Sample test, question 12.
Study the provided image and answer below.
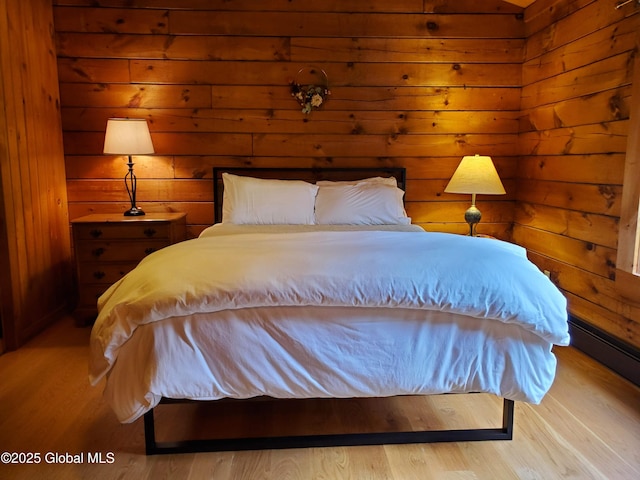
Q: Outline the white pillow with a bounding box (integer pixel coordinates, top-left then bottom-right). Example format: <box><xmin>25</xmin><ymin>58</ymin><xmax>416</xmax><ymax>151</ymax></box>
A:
<box><xmin>315</xmin><ymin>176</ymin><xmax>398</xmax><ymax>187</ymax></box>
<box><xmin>222</xmin><ymin>173</ymin><xmax>318</xmax><ymax>224</ymax></box>
<box><xmin>315</xmin><ymin>182</ymin><xmax>410</xmax><ymax>225</ymax></box>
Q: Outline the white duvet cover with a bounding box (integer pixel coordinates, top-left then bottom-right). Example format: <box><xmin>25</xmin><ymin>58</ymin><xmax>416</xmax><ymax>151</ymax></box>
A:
<box><xmin>90</xmin><ymin>226</ymin><xmax>569</xmax><ymax>423</ymax></box>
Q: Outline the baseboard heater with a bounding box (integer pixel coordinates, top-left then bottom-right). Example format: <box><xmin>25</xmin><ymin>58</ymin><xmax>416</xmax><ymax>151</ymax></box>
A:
<box><xmin>568</xmin><ymin>315</ymin><xmax>640</xmax><ymax>386</ymax></box>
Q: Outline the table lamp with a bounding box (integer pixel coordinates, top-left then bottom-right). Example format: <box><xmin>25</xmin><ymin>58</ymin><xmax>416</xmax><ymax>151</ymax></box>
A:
<box><xmin>103</xmin><ymin>118</ymin><xmax>154</xmax><ymax>216</ymax></box>
<box><xmin>444</xmin><ymin>154</ymin><xmax>506</xmax><ymax>236</ymax></box>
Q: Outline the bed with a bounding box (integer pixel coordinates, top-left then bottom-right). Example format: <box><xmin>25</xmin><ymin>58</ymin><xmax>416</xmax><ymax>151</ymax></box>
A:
<box><xmin>89</xmin><ymin>167</ymin><xmax>570</xmax><ymax>455</ymax></box>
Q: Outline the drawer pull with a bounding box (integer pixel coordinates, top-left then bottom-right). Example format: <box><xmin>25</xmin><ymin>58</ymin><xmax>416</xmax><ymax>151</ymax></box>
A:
<box><xmin>93</xmin><ymin>271</ymin><xmax>106</xmax><ymax>280</ymax></box>
<box><xmin>90</xmin><ymin>229</ymin><xmax>103</xmax><ymax>238</ymax></box>
<box><xmin>91</xmin><ymin>247</ymin><xmax>105</xmax><ymax>257</ymax></box>
<box><xmin>143</xmin><ymin>228</ymin><xmax>157</xmax><ymax>237</ymax></box>
<box><xmin>144</xmin><ymin>247</ymin><xmax>156</xmax><ymax>255</ymax></box>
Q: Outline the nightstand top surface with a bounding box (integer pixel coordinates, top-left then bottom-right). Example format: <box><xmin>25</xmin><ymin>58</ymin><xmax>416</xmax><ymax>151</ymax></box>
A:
<box><xmin>71</xmin><ymin>212</ymin><xmax>186</xmax><ymax>224</ymax></box>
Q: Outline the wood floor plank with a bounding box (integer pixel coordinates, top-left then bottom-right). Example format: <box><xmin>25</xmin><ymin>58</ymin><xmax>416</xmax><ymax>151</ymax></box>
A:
<box><xmin>0</xmin><ymin>316</ymin><xmax>638</xmax><ymax>479</ymax></box>
<box><xmin>550</xmin><ymin>346</ymin><xmax>640</xmax><ymax>467</ymax></box>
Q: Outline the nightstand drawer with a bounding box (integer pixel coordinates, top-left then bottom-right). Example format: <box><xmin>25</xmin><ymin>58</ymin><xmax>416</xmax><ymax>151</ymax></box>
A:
<box><xmin>75</xmin><ymin>240</ymin><xmax>171</xmax><ymax>262</ymax></box>
<box><xmin>77</xmin><ymin>284</ymin><xmax>111</xmax><ymax>307</ymax></box>
<box><xmin>77</xmin><ymin>262</ymin><xmax>137</xmax><ymax>285</ymax></box>
<box><xmin>74</xmin><ymin>223</ymin><xmax>172</xmax><ymax>241</ymax></box>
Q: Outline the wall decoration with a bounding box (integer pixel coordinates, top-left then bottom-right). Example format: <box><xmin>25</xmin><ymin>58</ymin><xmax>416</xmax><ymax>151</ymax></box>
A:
<box><xmin>290</xmin><ymin>67</ymin><xmax>330</xmax><ymax>114</ymax></box>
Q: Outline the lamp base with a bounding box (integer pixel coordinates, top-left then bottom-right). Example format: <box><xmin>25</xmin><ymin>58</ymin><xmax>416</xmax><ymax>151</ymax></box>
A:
<box><xmin>464</xmin><ymin>205</ymin><xmax>481</xmax><ymax>237</ymax></box>
<box><xmin>124</xmin><ymin>207</ymin><xmax>145</xmax><ymax>216</ymax></box>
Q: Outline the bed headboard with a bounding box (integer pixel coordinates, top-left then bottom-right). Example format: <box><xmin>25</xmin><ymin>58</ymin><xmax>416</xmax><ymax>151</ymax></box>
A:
<box><xmin>212</xmin><ymin>167</ymin><xmax>407</xmax><ymax>224</ymax></box>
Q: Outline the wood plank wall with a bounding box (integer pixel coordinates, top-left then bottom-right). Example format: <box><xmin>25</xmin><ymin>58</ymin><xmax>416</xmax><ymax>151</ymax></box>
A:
<box><xmin>517</xmin><ymin>0</ymin><xmax>640</xmax><ymax>347</ymax></box>
<box><xmin>51</xmin><ymin>0</ymin><xmax>640</xmax><ymax>348</ymax></box>
<box><xmin>0</xmin><ymin>0</ymin><xmax>72</xmax><ymax>350</ymax></box>
<box><xmin>53</xmin><ymin>0</ymin><xmax>524</xmax><ymax>239</ymax></box>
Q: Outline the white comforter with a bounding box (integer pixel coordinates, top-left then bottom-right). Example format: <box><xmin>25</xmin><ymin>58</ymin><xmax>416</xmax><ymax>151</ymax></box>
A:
<box><xmin>90</xmin><ymin>228</ymin><xmax>569</xmax><ymax>422</ymax></box>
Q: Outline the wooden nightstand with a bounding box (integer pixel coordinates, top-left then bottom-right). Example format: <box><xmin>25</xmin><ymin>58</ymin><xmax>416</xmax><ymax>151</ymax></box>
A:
<box><xmin>71</xmin><ymin>212</ymin><xmax>187</xmax><ymax>324</ymax></box>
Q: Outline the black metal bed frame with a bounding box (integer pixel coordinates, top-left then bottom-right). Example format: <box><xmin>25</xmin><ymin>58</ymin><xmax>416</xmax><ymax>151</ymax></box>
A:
<box><xmin>143</xmin><ymin>397</ymin><xmax>514</xmax><ymax>455</ymax></box>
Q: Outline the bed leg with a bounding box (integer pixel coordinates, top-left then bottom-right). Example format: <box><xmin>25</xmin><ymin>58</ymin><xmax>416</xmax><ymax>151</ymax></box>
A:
<box><xmin>143</xmin><ymin>409</ymin><xmax>157</xmax><ymax>455</ymax></box>
<box><xmin>502</xmin><ymin>398</ymin><xmax>514</xmax><ymax>439</ymax></box>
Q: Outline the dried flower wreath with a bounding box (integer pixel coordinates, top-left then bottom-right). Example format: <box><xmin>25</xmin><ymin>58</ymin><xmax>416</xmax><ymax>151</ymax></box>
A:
<box><xmin>290</xmin><ymin>68</ymin><xmax>330</xmax><ymax>114</ymax></box>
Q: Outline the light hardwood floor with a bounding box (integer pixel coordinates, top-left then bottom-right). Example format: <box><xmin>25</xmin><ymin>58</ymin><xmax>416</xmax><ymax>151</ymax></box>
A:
<box><xmin>0</xmin><ymin>316</ymin><xmax>638</xmax><ymax>479</ymax></box>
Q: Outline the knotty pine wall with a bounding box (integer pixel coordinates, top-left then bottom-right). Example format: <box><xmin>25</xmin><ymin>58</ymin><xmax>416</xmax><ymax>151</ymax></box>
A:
<box><xmin>51</xmin><ymin>0</ymin><xmax>640</xmax><ymax>348</ymax></box>
<box><xmin>517</xmin><ymin>0</ymin><xmax>639</xmax><ymax>348</ymax></box>
<box><xmin>53</xmin><ymin>0</ymin><xmax>523</xmax><ymax>239</ymax></box>
<box><xmin>0</xmin><ymin>0</ymin><xmax>72</xmax><ymax>350</ymax></box>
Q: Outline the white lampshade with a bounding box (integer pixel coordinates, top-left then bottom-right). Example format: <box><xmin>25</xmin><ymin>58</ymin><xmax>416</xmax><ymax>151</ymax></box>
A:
<box><xmin>103</xmin><ymin>118</ymin><xmax>154</xmax><ymax>155</ymax></box>
<box><xmin>444</xmin><ymin>154</ymin><xmax>506</xmax><ymax>195</ymax></box>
